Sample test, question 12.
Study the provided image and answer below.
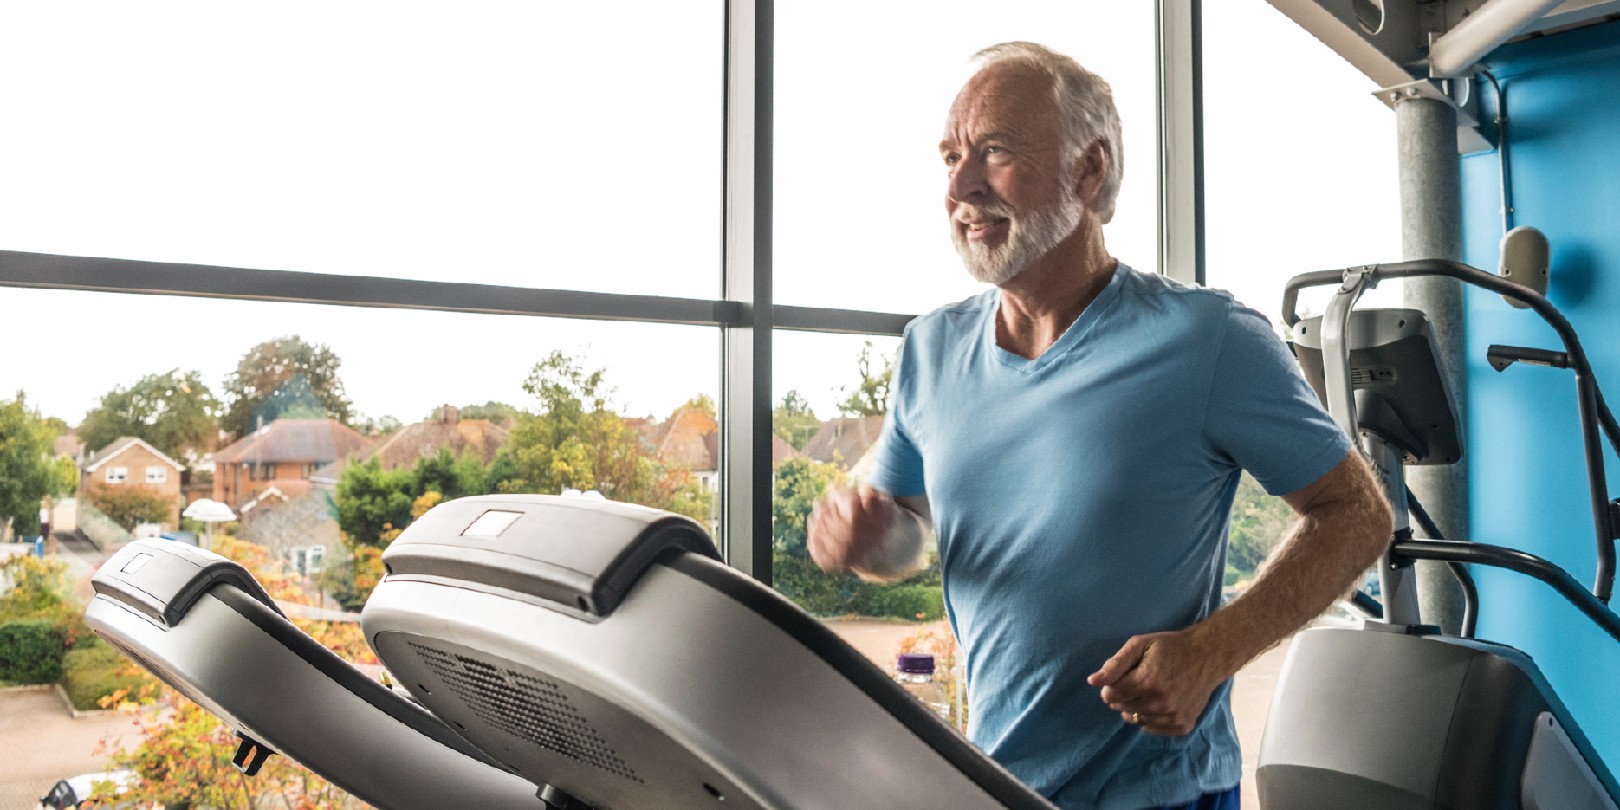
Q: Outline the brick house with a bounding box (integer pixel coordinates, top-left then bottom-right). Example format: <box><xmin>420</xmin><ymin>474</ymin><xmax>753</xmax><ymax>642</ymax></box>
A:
<box><xmin>79</xmin><ymin>437</ymin><xmax>186</xmax><ymax>527</ymax></box>
<box><xmin>213</xmin><ymin>418</ymin><xmax>372</xmax><ymax>510</ymax></box>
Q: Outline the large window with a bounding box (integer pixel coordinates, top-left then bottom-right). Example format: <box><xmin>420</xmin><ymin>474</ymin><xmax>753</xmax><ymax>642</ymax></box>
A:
<box><xmin>773</xmin><ymin>2</ymin><xmax>1161</xmax><ymax>315</ymax></box>
<box><xmin>0</xmin><ymin>2</ymin><xmax>1192</xmax><ymax>803</ymax></box>
<box><xmin>0</xmin><ymin>2</ymin><xmax>722</xmax><ymax>297</ymax></box>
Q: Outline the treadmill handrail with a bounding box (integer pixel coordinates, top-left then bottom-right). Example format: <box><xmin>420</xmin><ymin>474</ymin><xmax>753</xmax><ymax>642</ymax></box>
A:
<box><xmin>1282</xmin><ymin>259</ymin><xmax>1619</xmax><ymax>603</ymax></box>
<box><xmin>1393</xmin><ymin>538</ymin><xmax>1620</xmax><ymax>645</ymax></box>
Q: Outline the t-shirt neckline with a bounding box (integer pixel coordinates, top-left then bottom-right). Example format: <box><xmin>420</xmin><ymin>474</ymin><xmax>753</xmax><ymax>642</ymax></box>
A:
<box><xmin>985</xmin><ymin>261</ymin><xmax>1130</xmax><ymax>372</ymax></box>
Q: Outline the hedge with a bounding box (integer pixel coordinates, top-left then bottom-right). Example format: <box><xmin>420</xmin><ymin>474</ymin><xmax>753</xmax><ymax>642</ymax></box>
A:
<box><xmin>62</xmin><ymin>640</ymin><xmax>152</xmax><ymax>711</ymax></box>
<box><xmin>850</xmin><ymin>584</ymin><xmax>945</xmax><ymax>622</ymax></box>
<box><xmin>0</xmin><ymin>619</ymin><xmax>65</xmax><ymax>684</ymax></box>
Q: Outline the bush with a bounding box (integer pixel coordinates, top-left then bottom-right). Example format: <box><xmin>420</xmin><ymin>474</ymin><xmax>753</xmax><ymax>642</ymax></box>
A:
<box><xmin>851</xmin><ymin>584</ymin><xmax>945</xmax><ymax>622</ymax></box>
<box><xmin>0</xmin><ymin>620</ymin><xmax>65</xmax><ymax>683</ymax></box>
<box><xmin>62</xmin><ymin>640</ymin><xmax>154</xmax><ymax>711</ymax></box>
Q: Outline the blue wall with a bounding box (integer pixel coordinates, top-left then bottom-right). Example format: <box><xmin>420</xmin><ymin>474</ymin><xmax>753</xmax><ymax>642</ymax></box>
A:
<box><xmin>1460</xmin><ymin>19</ymin><xmax>1620</xmax><ymax>769</ymax></box>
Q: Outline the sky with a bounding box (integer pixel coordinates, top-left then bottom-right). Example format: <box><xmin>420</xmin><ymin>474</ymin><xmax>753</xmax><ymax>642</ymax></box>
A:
<box><xmin>0</xmin><ymin>1</ymin><xmax>1402</xmax><ymax>429</ymax></box>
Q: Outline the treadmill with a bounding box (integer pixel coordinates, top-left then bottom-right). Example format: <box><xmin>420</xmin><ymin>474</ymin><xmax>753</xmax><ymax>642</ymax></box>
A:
<box><xmin>87</xmin><ymin>495</ymin><xmax>1055</xmax><ymax>809</ymax></box>
<box><xmin>1258</xmin><ymin>260</ymin><xmax>1620</xmax><ymax>809</ymax></box>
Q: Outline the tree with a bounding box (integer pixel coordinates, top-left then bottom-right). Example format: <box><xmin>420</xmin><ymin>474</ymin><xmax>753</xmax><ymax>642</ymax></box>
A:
<box><xmin>0</xmin><ymin>393</ymin><xmax>76</xmax><ymax>537</ymax></box>
<box><xmin>103</xmin><ymin>536</ymin><xmax>371</xmax><ymax>809</ymax></box>
<box><xmin>84</xmin><ymin>486</ymin><xmax>172</xmax><ymax>531</ymax></box>
<box><xmin>333</xmin><ymin>458</ymin><xmax>415</xmax><ymax>549</ymax></box>
<box><xmin>222</xmin><ymin>336</ymin><xmax>353</xmax><ymax>439</ymax></box>
<box><xmin>837</xmin><ymin>341</ymin><xmax>894</xmax><ymax>417</ymax></box>
<box><xmin>772</xmin><ymin>390</ymin><xmax>822</xmax><ymax>451</ymax></box>
<box><xmin>78</xmin><ymin>370</ymin><xmax>219</xmax><ymax>460</ymax></box>
<box><xmin>501</xmin><ymin>352</ymin><xmax>709</xmax><ymax>522</ymax></box>
<box><xmin>457</xmin><ymin>401</ymin><xmax>519</xmax><ymax>425</ymax></box>
<box><xmin>1226</xmin><ymin>473</ymin><xmax>1296</xmax><ymax>577</ymax></box>
<box><xmin>674</xmin><ymin>394</ymin><xmax>716</xmax><ymax>420</ymax></box>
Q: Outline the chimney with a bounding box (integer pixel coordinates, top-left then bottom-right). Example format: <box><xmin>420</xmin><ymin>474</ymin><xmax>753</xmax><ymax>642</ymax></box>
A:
<box><xmin>439</xmin><ymin>405</ymin><xmax>459</xmax><ymax>425</ymax></box>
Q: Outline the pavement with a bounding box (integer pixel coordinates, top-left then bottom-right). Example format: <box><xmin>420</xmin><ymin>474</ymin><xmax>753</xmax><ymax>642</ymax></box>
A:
<box><xmin>0</xmin><ymin>688</ymin><xmax>142</xmax><ymax>810</ymax></box>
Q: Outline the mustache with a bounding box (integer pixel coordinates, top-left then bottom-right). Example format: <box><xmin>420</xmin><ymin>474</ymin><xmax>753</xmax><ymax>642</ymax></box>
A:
<box><xmin>952</xmin><ymin>202</ymin><xmax>1016</xmax><ymax>224</ymax></box>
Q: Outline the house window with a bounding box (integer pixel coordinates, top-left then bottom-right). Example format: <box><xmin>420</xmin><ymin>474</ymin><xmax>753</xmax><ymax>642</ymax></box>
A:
<box><xmin>146</xmin><ymin>466</ymin><xmax>167</xmax><ymax>484</ymax></box>
<box><xmin>105</xmin><ymin>466</ymin><xmax>127</xmax><ymax>484</ymax></box>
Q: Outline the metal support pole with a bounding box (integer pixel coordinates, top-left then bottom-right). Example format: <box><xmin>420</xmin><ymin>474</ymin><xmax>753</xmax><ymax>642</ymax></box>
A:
<box><xmin>1396</xmin><ymin>94</ymin><xmax>1468</xmax><ymax>634</ymax></box>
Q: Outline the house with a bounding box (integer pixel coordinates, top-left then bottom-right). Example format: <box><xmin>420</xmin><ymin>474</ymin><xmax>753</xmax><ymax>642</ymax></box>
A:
<box><xmin>651</xmin><ymin>406</ymin><xmax>798</xmax><ymax>494</ymax></box>
<box><xmin>212</xmin><ymin>418</ymin><xmax>372</xmax><ymax>509</ymax></box>
<box><xmin>361</xmin><ymin>405</ymin><xmax>510</xmax><ymax>470</ymax></box>
<box><xmin>802</xmin><ymin>415</ymin><xmax>886</xmax><ymax>472</ymax></box>
<box><xmin>79</xmin><ymin>437</ymin><xmax>187</xmax><ymax>527</ymax></box>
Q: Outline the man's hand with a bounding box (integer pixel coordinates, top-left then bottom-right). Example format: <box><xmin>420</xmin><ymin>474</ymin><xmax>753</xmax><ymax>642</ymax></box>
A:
<box><xmin>808</xmin><ymin>484</ymin><xmax>896</xmax><ymax>574</ymax></box>
<box><xmin>1086</xmin><ymin>629</ymin><xmax>1230</xmax><ymax>736</ymax></box>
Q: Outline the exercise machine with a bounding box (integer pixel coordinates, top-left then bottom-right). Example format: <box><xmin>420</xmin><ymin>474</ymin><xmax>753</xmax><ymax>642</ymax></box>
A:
<box><xmin>86</xmin><ymin>495</ymin><xmax>1055</xmax><ymax>809</ymax></box>
<box><xmin>1257</xmin><ymin>258</ymin><xmax>1620</xmax><ymax>809</ymax></box>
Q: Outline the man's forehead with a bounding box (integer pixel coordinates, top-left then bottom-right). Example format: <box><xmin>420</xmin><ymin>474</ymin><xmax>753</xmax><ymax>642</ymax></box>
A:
<box><xmin>943</xmin><ymin>63</ymin><xmax>1057</xmax><ymax>144</ymax></box>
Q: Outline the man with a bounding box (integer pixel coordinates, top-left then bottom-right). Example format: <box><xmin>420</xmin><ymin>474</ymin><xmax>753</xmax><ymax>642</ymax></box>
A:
<box><xmin>808</xmin><ymin>42</ymin><xmax>1392</xmax><ymax>810</ymax></box>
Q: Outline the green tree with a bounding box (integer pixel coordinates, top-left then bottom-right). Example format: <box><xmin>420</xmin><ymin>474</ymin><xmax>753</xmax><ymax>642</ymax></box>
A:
<box><xmin>501</xmin><ymin>352</ymin><xmax>709</xmax><ymax>522</ymax></box>
<box><xmin>84</xmin><ymin>486</ymin><xmax>172</xmax><ymax>531</ymax></box>
<box><xmin>1226</xmin><ymin>472</ymin><xmax>1296</xmax><ymax>577</ymax></box>
<box><xmin>772</xmin><ymin>390</ymin><xmax>821</xmax><ymax>451</ymax></box>
<box><xmin>0</xmin><ymin>393</ymin><xmax>76</xmax><ymax>536</ymax></box>
<box><xmin>458</xmin><ymin>401</ymin><xmax>519</xmax><ymax>424</ymax></box>
<box><xmin>837</xmin><ymin>341</ymin><xmax>894</xmax><ymax>417</ymax></box>
<box><xmin>333</xmin><ymin>458</ymin><xmax>415</xmax><ymax>548</ymax></box>
<box><xmin>221</xmin><ymin>336</ymin><xmax>353</xmax><ymax>439</ymax></box>
<box><xmin>78</xmin><ymin>369</ymin><xmax>219</xmax><ymax>460</ymax></box>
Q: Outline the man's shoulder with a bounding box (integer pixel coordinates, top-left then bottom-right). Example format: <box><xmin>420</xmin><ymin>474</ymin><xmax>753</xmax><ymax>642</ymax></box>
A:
<box><xmin>1117</xmin><ymin>263</ymin><xmax>1242</xmax><ymax>317</ymax></box>
<box><xmin>904</xmin><ymin>289</ymin><xmax>995</xmax><ymax>342</ymax></box>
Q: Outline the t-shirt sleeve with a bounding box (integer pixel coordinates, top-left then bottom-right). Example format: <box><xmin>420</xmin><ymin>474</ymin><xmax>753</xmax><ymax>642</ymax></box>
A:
<box><xmin>1203</xmin><ymin>304</ymin><xmax>1353</xmax><ymax>497</ymax></box>
<box><xmin>862</xmin><ymin>336</ymin><xmax>927</xmax><ymax>498</ymax></box>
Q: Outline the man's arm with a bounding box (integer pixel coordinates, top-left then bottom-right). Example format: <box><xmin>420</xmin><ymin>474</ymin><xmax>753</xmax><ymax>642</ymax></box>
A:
<box><xmin>808</xmin><ymin>485</ymin><xmax>934</xmax><ymax>581</ymax></box>
<box><xmin>1087</xmin><ymin>450</ymin><xmax>1392</xmax><ymax>735</ymax></box>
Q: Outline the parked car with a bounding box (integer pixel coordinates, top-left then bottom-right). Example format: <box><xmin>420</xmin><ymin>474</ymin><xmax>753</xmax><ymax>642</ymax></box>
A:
<box><xmin>36</xmin><ymin>770</ymin><xmax>137</xmax><ymax>809</ymax></box>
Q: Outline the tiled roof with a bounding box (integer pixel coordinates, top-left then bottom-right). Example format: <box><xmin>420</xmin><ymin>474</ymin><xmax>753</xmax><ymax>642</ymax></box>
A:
<box><xmin>82</xmin><ymin>436</ymin><xmax>186</xmax><ymax>472</ymax></box>
<box><xmin>360</xmin><ymin>410</ymin><xmax>512</xmax><ymax>471</ymax></box>
<box><xmin>214</xmin><ymin>419</ymin><xmax>372</xmax><ymax>466</ymax></box>
<box><xmin>802</xmin><ymin>415</ymin><xmax>886</xmax><ymax>469</ymax></box>
<box><xmin>655</xmin><ymin>407</ymin><xmax>719</xmax><ymax>472</ymax></box>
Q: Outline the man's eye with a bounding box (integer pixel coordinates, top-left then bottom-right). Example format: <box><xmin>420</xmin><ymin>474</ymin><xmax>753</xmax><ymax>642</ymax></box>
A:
<box><xmin>943</xmin><ymin>153</ymin><xmax>961</xmax><ymax>166</ymax></box>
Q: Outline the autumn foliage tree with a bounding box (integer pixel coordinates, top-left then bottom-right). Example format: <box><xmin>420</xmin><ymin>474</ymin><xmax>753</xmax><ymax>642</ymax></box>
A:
<box><xmin>103</xmin><ymin>535</ymin><xmax>374</xmax><ymax>809</ymax></box>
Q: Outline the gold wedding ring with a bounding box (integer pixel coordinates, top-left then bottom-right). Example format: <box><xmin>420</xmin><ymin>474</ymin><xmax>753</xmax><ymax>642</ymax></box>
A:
<box><xmin>1130</xmin><ymin>711</ymin><xmax>1141</xmax><ymax>725</ymax></box>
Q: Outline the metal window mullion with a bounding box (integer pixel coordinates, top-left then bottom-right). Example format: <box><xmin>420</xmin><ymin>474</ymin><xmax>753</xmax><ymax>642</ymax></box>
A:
<box><xmin>720</xmin><ymin>0</ymin><xmax>774</xmax><ymax>584</ymax></box>
<box><xmin>1156</xmin><ymin>0</ymin><xmax>1204</xmax><ymax>286</ymax></box>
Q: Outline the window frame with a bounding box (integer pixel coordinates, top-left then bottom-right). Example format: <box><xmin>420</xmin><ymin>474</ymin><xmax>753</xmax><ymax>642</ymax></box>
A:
<box><xmin>146</xmin><ymin>466</ymin><xmax>168</xmax><ymax>484</ymax></box>
<box><xmin>105</xmin><ymin>466</ymin><xmax>128</xmax><ymax>484</ymax></box>
<box><xmin>0</xmin><ymin>0</ymin><xmax>1201</xmax><ymax>585</ymax></box>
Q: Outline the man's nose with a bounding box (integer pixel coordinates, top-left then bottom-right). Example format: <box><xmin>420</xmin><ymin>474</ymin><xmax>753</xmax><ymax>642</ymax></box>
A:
<box><xmin>947</xmin><ymin>155</ymin><xmax>989</xmax><ymax>203</ymax></box>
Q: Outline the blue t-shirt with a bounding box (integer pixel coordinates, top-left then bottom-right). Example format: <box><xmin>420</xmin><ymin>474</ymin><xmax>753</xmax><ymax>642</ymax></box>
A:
<box><xmin>866</xmin><ymin>263</ymin><xmax>1351</xmax><ymax>810</ymax></box>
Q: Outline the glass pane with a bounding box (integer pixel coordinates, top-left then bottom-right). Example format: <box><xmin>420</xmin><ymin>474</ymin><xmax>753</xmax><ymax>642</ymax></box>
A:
<box><xmin>7</xmin><ymin>285</ymin><xmax>719</xmax><ymax>807</ymax></box>
<box><xmin>769</xmin><ymin>332</ymin><xmax>962</xmax><ymax>726</ymax></box>
<box><xmin>0</xmin><ymin>2</ymin><xmax>722</xmax><ymax>297</ymax></box>
<box><xmin>1202</xmin><ymin>0</ymin><xmax>1403</xmax><ymax>321</ymax></box>
<box><xmin>1201</xmin><ymin>5</ymin><xmax>1403</xmax><ymax>804</ymax></box>
<box><xmin>774</xmin><ymin>3</ymin><xmax>1160</xmax><ymax>314</ymax></box>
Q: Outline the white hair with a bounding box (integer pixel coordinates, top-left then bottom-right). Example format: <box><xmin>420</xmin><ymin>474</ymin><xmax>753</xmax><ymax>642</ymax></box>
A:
<box><xmin>970</xmin><ymin>42</ymin><xmax>1124</xmax><ymax>224</ymax></box>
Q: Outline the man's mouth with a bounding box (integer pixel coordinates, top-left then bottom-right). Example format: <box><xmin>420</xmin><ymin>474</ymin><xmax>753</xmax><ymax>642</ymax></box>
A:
<box><xmin>961</xmin><ymin>218</ymin><xmax>1010</xmax><ymax>242</ymax></box>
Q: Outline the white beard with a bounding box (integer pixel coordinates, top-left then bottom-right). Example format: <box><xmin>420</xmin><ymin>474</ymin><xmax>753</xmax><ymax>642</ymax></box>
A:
<box><xmin>952</xmin><ymin>187</ymin><xmax>1082</xmax><ymax>285</ymax></box>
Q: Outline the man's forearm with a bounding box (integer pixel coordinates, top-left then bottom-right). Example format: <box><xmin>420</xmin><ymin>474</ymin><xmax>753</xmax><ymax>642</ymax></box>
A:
<box><xmin>1192</xmin><ymin>454</ymin><xmax>1393</xmax><ymax>676</ymax></box>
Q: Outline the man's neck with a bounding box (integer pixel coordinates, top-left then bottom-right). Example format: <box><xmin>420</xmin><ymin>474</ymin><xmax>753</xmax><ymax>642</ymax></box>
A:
<box><xmin>995</xmin><ymin>226</ymin><xmax>1116</xmax><ymax>360</ymax></box>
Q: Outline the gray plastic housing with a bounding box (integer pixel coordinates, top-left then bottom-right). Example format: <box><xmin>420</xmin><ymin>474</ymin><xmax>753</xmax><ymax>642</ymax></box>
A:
<box><xmin>85</xmin><ymin>539</ymin><xmax>541</xmax><ymax>809</ymax></box>
<box><xmin>364</xmin><ymin>495</ymin><xmax>1055</xmax><ymax>810</ymax></box>
<box><xmin>1258</xmin><ymin>626</ymin><xmax>1620</xmax><ymax>809</ymax></box>
<box><xmin>378</xmin><ymin>494</ymin><xmax>719</xmax><ymax>617</ymax></box>
<box><xmin>1292</xmin><ymin>308</ymin><xmax>1462</xmax><ymax>465</ymax></box>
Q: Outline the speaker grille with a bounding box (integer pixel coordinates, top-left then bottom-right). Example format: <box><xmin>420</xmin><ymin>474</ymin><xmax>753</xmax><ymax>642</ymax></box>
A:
<box><xmin>408</xmin><ymin>641</ymin><xmax>642</xmax><ymax>783</ymax></box>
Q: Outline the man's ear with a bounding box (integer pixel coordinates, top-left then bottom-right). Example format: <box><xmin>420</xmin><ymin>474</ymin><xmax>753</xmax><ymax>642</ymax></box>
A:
<box><xmin>1073</xmin><ymin>139</ymin><xmax>1109</xmax><ymax>207</ymax></box>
